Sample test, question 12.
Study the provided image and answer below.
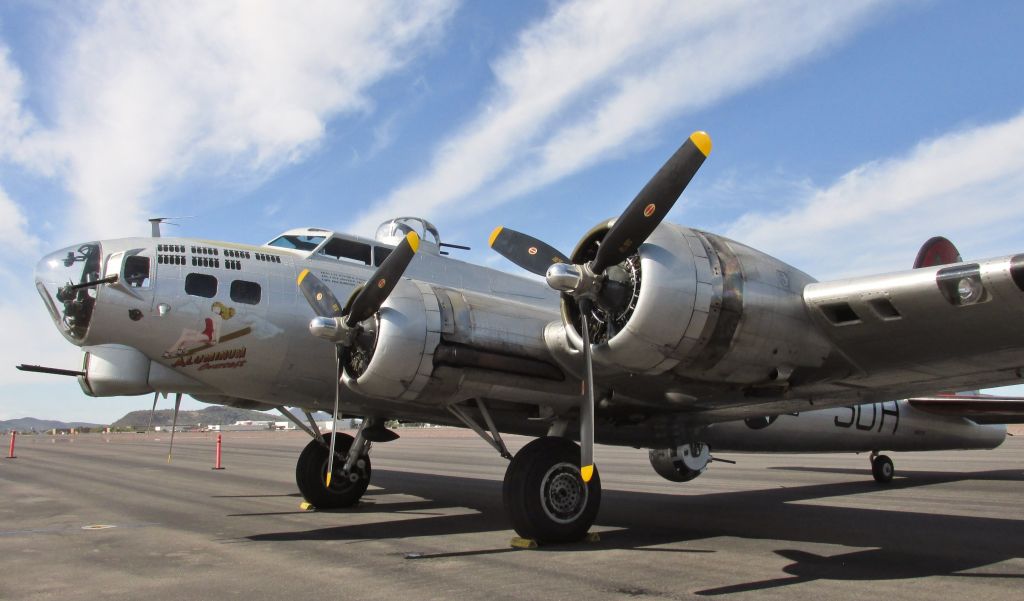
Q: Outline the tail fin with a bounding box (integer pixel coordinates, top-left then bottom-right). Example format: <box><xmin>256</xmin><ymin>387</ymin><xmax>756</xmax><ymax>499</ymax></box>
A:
<box><xmin>913</xmin><ymin>236</ymin><xmax>961</xmax><ymax>268</ymax></box>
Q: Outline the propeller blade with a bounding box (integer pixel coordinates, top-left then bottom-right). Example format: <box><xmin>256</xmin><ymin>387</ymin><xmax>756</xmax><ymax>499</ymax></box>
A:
<box><xmin>345</xmin><ymin>231</ymin><xmax>420</xmax><ymax>326</ymax></box>
<box><xmin>166</xmin><ymin>393</ymin><xmax>182</xmax><ymax>464</ymax></box>
<box><xmin>297</xmin><ymin>269</ymin><xmax>345</xmax><ymax>318</ymax></box>
<box><xmin>325</xmin><ymin>349</ymin><xmax>341</xmax><ymax>488</ymax></box>
<box><xmin>591</xmin><ymin>131</ymin><xmax>712</xmax><ymax>273</ymax></box>
<box><xmin>579</xmin><ymin>301</ymin><xmax>596</xmax><ymax>482</ymax></box>
<box><xmin>488</xmin><ymin>226</ymin><xmax>569</xmax><ymax>277</ymax></box>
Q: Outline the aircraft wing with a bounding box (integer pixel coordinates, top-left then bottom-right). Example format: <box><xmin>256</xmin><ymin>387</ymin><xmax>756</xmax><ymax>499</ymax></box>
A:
<box><xmin>801</xmin><ymin>255</ymin><xmax>1024</xmax><ymax>400</ymax></box>
<box><xmin>907</xmin><ymin>395</ymin><xmax>1024</xmax><ymax>425</ymax></box>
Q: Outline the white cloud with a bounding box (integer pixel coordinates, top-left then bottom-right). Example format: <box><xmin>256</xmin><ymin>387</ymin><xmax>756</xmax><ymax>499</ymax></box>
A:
<box><xmin>353</xmin><ymin>0</ymin><xmax>889</xmax><ymax>234</ymax></box>
<box><xmin>0</xmin><ymin>45</ymin><xmax>39</xmax><ymax>167</ymax></box>
<box><xmin>725</xmin><ymin>111</ymin><xmax>1024</xmax><ymax>279</ymax></box>
<box><xmin>9</xmin><ymin>0</ymin><xmax>457</xmax><ymax>240</ymax></box>
<box><xmin>0</xmin><ymin>186</ymin><xmax>38</xmax><ymax>255</ymax></box>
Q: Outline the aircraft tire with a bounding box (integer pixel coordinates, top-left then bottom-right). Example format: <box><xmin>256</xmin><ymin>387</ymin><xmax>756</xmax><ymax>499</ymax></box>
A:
<box><xmin>295</xmin><ymin>433</ymin><xmax>371</xmax><ymax>508</ymax></box>
<box><xmin>502</xmin><ymin>436</ymin><xmax>601</xmax><ymax>544</ymax></box>
<box><xmin>871</xmin><ymin>454</ymin><xmax>894</xmax><ymax>484</ymax></box>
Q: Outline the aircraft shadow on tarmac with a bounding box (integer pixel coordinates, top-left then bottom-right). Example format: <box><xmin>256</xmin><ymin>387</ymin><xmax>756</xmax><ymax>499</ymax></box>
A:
<box><xmin>244</xmin><ymin>468</ymin><xmax>1024</xmax><ymax>592</ymax></box>
<box><xmin>769</xmin><ymin>465</ymin><xmax>1024</xmax><ymax>481</ymax></box>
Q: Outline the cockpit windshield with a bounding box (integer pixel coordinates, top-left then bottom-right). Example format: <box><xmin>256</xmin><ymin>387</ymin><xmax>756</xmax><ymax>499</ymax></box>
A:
<box><xmin>34</xmin><ymin>242</ymin><xmax>103</xmax><ymax>340</ymax></box>
<box><xmin>267</xmin><ymin>235</ymin><xmax>326</xmax><ymax>251</ymax></box>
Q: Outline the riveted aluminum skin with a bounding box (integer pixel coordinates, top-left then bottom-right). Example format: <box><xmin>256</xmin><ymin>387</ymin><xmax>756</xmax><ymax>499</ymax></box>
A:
<box><xmin>670</xmin><ymin>232</ymin><xmax>833</xmax><ymax>384</ymax></box>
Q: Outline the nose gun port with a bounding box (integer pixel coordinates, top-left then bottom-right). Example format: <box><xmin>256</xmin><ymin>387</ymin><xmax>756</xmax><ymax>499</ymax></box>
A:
<box><xmin>35</xmin><ymin>242</ymin><xmax>104</xmax><ymax>343</ymax></box>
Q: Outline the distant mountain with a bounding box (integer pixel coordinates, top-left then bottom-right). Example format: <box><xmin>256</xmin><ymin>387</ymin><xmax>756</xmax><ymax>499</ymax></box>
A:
<box><xmin>1</xmin><ymin>407</ymin><xmax>335</xmax><ymax>432</ymax></box>
<box><xmin>0</xmin><ymin>417</ymin><xmax>102</xmax><ymax>432</ymax></box>
<box><xmin>111</xmin><ymin>406</ymin><xmax>286</xmax><ymax>428</ymax></box>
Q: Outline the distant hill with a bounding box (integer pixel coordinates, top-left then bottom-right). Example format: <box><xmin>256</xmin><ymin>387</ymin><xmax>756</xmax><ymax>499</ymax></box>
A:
<box><xmin>1</xmin><ymin>406</ymin><xmax>334</xmax><ymax>432</ymax></box>
<box><xmin>0</xmin><ymin>417</ymin><xmax>102</xmax><ymax>432</ymax></box>
<box><xmin>112</xmin><ymin>406</ymin><xmax>287</xmax><ymax>428</ymax></box>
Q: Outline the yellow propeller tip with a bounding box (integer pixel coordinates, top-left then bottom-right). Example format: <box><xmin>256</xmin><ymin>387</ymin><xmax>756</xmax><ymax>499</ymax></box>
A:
<box><xmin>690</xmin><ymin>131</ymin><xmax>712</xmax><ymax>157</ymax></box>
<box><xmin>405</xmin><ymin>231</ymin><xmax>420</xmax><ymax>253</ymax></box>
<box><xmin>581</xmin><ymin>464</ymin><xmax>594</xmax><ymax>483</ymax></box>
<box><xmin>325</xmin><ymin>472</ymin><xmax>332</xmax><ymax>487</ymax></box>
<box><xmin>297</xmin><ymin>269</ymin><xmax>310</xmax><ymax>285</ymax></box>
<box><xmin>488</xmin><ymin>226</ymin><xmax>504</xmax><ymax>247</ymax></box>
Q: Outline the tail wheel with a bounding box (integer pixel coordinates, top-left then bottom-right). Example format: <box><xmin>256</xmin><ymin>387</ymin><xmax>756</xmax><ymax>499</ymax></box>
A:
<box><xmin>871</xmin><ymin>454</ymin><xmax>894</xmax><ymax>484</ymax></box>
<box><xmin>502</xmin><ymin>436</ymin><xmax>601</xmax><ymax>543</ymax></box>
<box><xmin>295</xmin><ymin>433</ymin><xmax>371</xmax><ymax>508</ymax></box>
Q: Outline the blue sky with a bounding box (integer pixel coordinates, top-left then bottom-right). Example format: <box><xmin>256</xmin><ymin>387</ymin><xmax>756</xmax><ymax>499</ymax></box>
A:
<box><xmin>1</xmin><ymin>0</ymin><xmax>1023</xmax><ymax>422</ymax></box>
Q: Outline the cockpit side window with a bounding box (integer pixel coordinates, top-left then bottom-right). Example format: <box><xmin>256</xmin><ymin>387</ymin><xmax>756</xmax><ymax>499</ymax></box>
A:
<box><xmin>319</xmin><ymin>238</ymin><xmax>371</xmax><ymax>266</ymax></box>
<box><xmin>374</xmin><ymin>246</ymin><xmax>393</xmax><ymax>266</ymax></box>
<box><xmin>124</xmin><ymin>255</ymin><xmax>150</xmax><ymax>288</ymax></box>
<box><xmin>268</xmin><ymin>235</ymin><xmax>326</xmax><ymax>251</ymax></box>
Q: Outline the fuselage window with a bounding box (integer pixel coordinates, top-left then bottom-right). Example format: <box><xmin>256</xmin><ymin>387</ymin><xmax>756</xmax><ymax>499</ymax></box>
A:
<box><xmin>124</xmin><ymin>255</ymin><xmax>151</xmax><ymax>288</ymax></box>
<box><xmin>230</xmin><ymin>280</ymin><xmax>262</xmax><ymax>305</ymax></box>
<box><xmin>185</xmin><ymin>273</ymin><xmax>217</xmax><ymax>298</ymax></box>
<box><xmin>319</xmin><ymin>237</ymin><xmax>371</xmax><ymax>265</ymax></box>
<box><xmin>374</xmin><ymin>246</ymin><xmax>393</xmax><ymax>266</ymax></box>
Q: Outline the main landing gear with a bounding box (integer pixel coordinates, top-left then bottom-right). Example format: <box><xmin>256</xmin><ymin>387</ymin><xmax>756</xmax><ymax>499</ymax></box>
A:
<box><xmin>277</xmin><ymin>407</ymin><xmax>382</xmax><ymax>509</ymax></box>
<box><xmin>448</xmin><ymin>401</ymin><xmax>602</xmax><ymax>544</ymax></box>
<box><xmin>870</xmin><ymin>451</ymin><xmax>894</xmax><ymax>484</ymax></box>
<box><xmin>503</xmin><ymin>436</ymin><xmax>602</xmax><ymax>543</ymax></box>
<box><xmin>295</xmin><ymin>432</ymin><xmax>371</xmax><ymax>508</ymax></box>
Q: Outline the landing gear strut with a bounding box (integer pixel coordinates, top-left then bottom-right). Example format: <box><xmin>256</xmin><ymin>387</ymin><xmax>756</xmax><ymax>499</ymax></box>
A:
<box><xmin>503</xmin><ymin>436</ymin><xmax>601</xmax><ymax>543</ymax></box>
<box><xmin>295</xmin><ymin>432</ymin><xmax>371</xmax><ymax>508</ymax></box>
<box><xmin>870</xmin><ymin>451</ymin><xmax>894</xmax><ymax>484</ymax></box>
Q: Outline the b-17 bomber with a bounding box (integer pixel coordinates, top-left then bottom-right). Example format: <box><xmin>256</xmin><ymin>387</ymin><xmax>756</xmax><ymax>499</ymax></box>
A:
<box><xmin>22</xmin><ymin>131</ymin><xmax>1024</xmax><ymax>543</ymax></box>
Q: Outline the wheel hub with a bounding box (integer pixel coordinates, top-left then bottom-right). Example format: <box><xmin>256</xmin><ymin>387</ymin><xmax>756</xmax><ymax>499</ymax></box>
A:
<box><xmin>540</xmin><ymin>463</ymin><xmax>588</xmax><ymax>524</ymax></box>
<box><xmin>320</xmin><ymin>456</ymin><xmax>367</xmax><ymax>493</ymax></box>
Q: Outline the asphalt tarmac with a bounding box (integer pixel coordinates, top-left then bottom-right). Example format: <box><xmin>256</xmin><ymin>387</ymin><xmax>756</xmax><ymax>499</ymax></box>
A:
<box><xmin>1</xmin><ymin>428</ymin><xmax>1022</xmax><ymax>600</ymax></box>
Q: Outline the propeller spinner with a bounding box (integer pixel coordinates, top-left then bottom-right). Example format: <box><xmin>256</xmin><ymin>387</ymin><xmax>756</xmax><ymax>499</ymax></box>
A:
<box><xmin>488</xmin><ymin>131</ymin><xmax>713</xmax><ymax>482</ymax></box>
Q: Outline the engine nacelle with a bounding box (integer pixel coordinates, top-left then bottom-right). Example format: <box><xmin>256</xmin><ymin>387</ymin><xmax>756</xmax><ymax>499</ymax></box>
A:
<box><xmin>341</xmin><ymin>279</ymin><xmax>436</xmax><ymax>401</ymax></box>
<box><xmin>342</xmin><ymin>280</ymin><xmax>568</xmax><ymax>401</ymax></box>
<box><xmin>648</xmin><ymin>442</ymin><xmax>711</xmax><ymax>482</ymax></box>
<box><xmin>562</xmin><ymin>223</ymin><xmax>833</xmax><ymax>385</ymax></box>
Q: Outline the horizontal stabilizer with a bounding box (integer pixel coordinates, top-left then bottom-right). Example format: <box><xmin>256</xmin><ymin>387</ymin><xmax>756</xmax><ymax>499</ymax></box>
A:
<box><xmin>909</xmin><ymin>395</ymin><xmax>1024</xmax><ymax>424</ymax></box>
